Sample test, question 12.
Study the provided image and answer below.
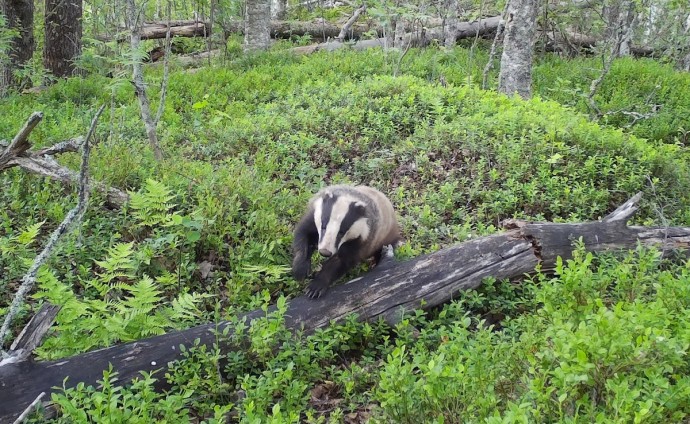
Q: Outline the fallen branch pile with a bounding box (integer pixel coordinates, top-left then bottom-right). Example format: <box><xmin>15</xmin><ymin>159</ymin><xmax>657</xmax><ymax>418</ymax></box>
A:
<box><xmin>0</xmin><ymin>112</ymin><xmax>129</xmax><ymax>209</ymax></box>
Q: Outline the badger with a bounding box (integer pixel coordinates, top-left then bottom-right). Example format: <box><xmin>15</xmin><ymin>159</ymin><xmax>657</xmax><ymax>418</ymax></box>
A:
<box><xmin>292</xmin><ymin>184</ymin><xmax>400</xmax><ymax>299</ymax></box>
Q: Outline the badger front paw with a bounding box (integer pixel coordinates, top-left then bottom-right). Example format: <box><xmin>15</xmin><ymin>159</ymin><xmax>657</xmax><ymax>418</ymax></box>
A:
<box><xmin>292</xmin><ymin>257</ymin><xmax>311</xmax><ymax>281</ymax></box>
<box><xmin>305</xmin><ymin>279</ymin><xmax>330</xmax><ymax>299</ymax></box>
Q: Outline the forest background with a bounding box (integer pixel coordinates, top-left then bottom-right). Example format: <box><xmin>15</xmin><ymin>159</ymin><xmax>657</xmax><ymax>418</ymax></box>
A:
<box><xmin>1</xmin><ymin>0</ymin><xmax>690</xmax><ymax>421</ymax></box>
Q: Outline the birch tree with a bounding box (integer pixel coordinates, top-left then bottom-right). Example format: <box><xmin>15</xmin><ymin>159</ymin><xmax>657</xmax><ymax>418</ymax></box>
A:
<box><xmin>498</xmin><ymin>0</ymin><xmax>538</xmax><ymax>99</ymax></box>
<box><xmin>244</xmin><ymin>0</ymin><xmax>271</xmax><ymax>51</ymax></box>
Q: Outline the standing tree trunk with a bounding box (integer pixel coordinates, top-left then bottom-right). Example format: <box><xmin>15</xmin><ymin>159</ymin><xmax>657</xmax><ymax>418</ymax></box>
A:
<box><xmin>683</xmin><ymin>13</ymin><xmax>690</xmax><ymax>71</ymax></box>
<box><xmin>0</xmin><ymin>0</ymin><xmax>34</xmax><ymax>96</ymax></box>
<box><xmin>498</xmin><ymin>0</ymin><xmax>538</xmax><ymax>99</ymax></box>
<box><xmin>443</xmin><ymin>0</ymin><xmax>460</xmax><ymax>47</ymax></box>
<box><xmin>244</xmin><ymin>0</ymin><xmax>271</xmax><ymax>51</ymax></box>
<box><xmin>43</xmin><ymin>0</ymin><xmax>82</xmax><ymax>78</ymax></box>
<box><xmin>603</xmin><ymin>0</ymin><xmax>636</xmax><ymax>57</ymax></box>
<box><xmin>617</xmin><ymin>0</ymin><xmax>636</xmax><ymax>56</ymax></box>
<box><xmin>271</xmin><ymin>0</ymin><xmax>286</xmax><ymax>20</ymax></box>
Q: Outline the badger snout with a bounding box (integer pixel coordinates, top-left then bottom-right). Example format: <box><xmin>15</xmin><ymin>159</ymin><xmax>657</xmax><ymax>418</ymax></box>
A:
<box><xmin>318</xmin><ymin>248</ymin><xmax>333</xmax><ymax>257</ymax></box>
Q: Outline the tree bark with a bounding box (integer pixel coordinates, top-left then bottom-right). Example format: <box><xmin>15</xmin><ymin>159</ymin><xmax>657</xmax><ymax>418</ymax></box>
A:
<box><xmin>244</xmin><ymin>0</ymin><xmax>271</xmax><ymax>51</ymax></box>
<box><xmin>290</xmin><ymin>16</ymin><xmax>502</xmax><ymax>54</ymax></box>
<box><xmin>139</xmin><ymin>20</ymin><xmax>209</xmax><ymax>40</ymax></box>
<box><xmin>0</xmin><ymin>0</ymin><xmax>34</xmax><ymax>95</ymax></box>
<box><xmin>498</xmin><ymin>0</ymin><xmax>538</xmax><ymax>99</ymax></box>
<box><xmin>336</xmin><ymin>5</ymin><xmax>366</xmax><ymax>42</ymax></box>
<box><xmin>1</xmin><ymin>193</ymin><xmax>690</xmax><ymax>422</ymax></box>
<box><xmin>43</xmin><ymin>0</ymin><xmax>82</xmax><ymax>78</ymax></box>
<box><xmin>443</xmin><ymin>0</ymin><xmax>460</xmax><ymax>47</ymax></box>
<box><xmin>271</xmin><ymin>0</ymin><xmax>287</xmax><ymax>20</ymax></box>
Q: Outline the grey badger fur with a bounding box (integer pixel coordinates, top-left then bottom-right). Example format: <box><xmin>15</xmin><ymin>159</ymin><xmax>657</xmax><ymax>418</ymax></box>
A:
<box><xmin>292</xmin><ymin>184</ymin><xmax>400</xmax><ymax>299</ymax></box>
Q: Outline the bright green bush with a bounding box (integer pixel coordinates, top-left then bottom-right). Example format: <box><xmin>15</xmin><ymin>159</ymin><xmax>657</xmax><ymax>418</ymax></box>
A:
<box><xmin>534</xmin><ymin>56</ymin><xmax>690</xmax><ymax>144</ymax></box>
<box><xmin>373</xmin><ymin>247</ymin><xmax>690</xmax><ymax>423</ymax></box>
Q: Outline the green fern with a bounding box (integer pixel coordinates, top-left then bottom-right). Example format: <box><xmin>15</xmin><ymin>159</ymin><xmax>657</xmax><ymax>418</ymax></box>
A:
<box><xmin>94</xmin><ymin>242</ymin><xmax>137</xmax><ymax>288</ymax></box>
<box><xmin>128</xmin><ymin>179</ymin><xmax>180</xmax><ymax>228</ymax></box>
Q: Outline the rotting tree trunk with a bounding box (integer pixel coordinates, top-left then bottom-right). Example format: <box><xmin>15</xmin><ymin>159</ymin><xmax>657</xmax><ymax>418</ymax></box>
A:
<box><xmin>140</xmin><ymin>20</ymin><xmax>209</xmax><ymax>40</ymax></box>
<box><xmin>244</xmin><ymin>0</ymin><xmax>271</xmax><ymax>51</ymax></box>
<box><xmin>498</xmin><ymin>0</ymin><xmax>538</xmax><ymax>99</ymax></box>
<box><xmin>43</xmin><ymin>0</ymin><xmax>82</xmax><ymax>78</ymax></box>
<box><xmin>290</xmin><ymin>16</ymin><xmax>502</xmax><ymax>54</ymax></box>
<box><xmin>2</xmin><ymin>193</ymin><xmax>690</xmax><ymax>422</ymax></box>
<box><xmin>0</xmin><ymin>0</ymin><xmax>34</xmax><ymax>95</ymax></box>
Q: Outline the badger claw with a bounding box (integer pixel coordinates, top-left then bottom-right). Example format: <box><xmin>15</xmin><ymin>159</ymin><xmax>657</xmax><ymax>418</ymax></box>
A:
<box><xmin>305</xmin><ymin>280</ymin><xmax>329</xmax><ymax>299</ymax></box>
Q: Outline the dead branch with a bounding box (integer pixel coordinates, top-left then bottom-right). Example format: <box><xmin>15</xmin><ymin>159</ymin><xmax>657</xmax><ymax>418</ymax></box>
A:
<box><xmin>2</xmin><ymin>193</ymin><xmax>689</xmax><ymax>422</ymax></box>
<box><xmin>336</xmin><ymin>5</ymin><xmax>366</xmax><ymax>42</ymax></box>
<box><xmin>0</xmin><ymin>112</ymin><xmax>43</xmax><ymax>169</ymax></box>
<box><xmin>587</xmin><ymin>32</ymin><xmax>624</xmax><ymax>117</ymax></box>
<box><xmin>544</xmin><ymin>30</ymin><xmax>655</xmax><ymax>57</ymax></box>
<box><xmin>482</xmin><ymin>12</ymin><xmax>507</xmax><ymax>89</ymax></box>
<box><xmin>3</xmin><ymin>304</ymin><xmax>61</xmax><ymax>365</ymax></box>
<box><xmin>0</xmin><ymin>105</ymin><xmax>105</xmax><ymax>352</ymax></box>
<box><xmin>11</xmin><ymin>392</ymin><xmax>44</xmax><ymax>424</ymax></box>
<box><xmin>0</xmin><ymin>117</ymin><xmax>128</xmax><ymax>209</ymax></box>
<box><xmin>154</xmin><ymin>7</ymin><xmax>172</xmax><ymax>126</ymax></box>
<box><xmin>33</xmin><ymin>137</ymin><xmax>83</xmax><ymax>156</ymax></box>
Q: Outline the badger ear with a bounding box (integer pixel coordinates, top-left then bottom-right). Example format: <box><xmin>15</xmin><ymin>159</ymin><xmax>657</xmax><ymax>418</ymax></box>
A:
<box><xmin>354</xmin><ymin>201</ymin><xmax>366</xmax><ymax>213</ymax></box>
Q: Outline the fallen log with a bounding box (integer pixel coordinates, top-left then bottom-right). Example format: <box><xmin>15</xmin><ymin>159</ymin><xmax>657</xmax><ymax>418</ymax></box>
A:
<box><xmin>0</xmin><ymin>112</ymin><xmax>129</xmax><ymax>209</ymax></box>
<box><xmin>140</xmin><ymin>20</ymin><xmax>210</xmax><ymax>40</ymax></box>
<box><xmin>1</xmin><ymin>193</ymin><xmax>689</xmax><ymax>422</ymax></box>
<box><xmin>101</xmin><ymin>19</ymin><xmax>381</xmax><ymax>43</ymax></box>
<box><xmin>97</xmin><ymin>20</ymin><xmax>212</xmax><ymax>42</ymax></box>
<box><xmin>543</xmin><ymin>30</ymin><xmax>656</xmax><ymax>57</ymax></box>
<box><xmin>291</xmin><ymin>16</ymin><xmax>501</xmax><ymax>54</ymax></box>
<box><xmin>226</xmin><ymin>16</ymin><xmax>497</xmax><ymax>44</ymax></box>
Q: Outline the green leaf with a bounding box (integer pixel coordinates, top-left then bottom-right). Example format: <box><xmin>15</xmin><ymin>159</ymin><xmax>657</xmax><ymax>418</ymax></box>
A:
<box><xmin>186</xmin><ymin>231</ymin><xmax>201</xmax><ymax>243</ymax></box>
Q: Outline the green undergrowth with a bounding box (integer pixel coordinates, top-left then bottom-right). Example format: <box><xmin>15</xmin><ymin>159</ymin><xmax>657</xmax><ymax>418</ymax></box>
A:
<box><xmin>33</xmin><ymin>247</ymin><xmax>690</xmax><ymax>422</ymax></box>
<box><xmin>533</xmin><ymin>55</ymin><xmax>690</xmax><ymax>145</ymax></box>
<box><xmin>1</xmin><ymin>47</ymin><xmax>689</xmax><ymax>422</ymax></box>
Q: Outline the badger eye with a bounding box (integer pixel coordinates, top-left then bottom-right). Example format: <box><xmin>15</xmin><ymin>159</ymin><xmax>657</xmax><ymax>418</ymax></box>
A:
<box><xmin>338</xmin><ymin>229</ymin><xmax>346</xmax><ymax>236</ymax></box>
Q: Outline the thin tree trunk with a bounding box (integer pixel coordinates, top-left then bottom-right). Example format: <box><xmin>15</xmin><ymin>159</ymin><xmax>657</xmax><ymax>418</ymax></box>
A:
<box><xmin>498</xmin><ymin>0</ymin><xmax>538</xmax><ymax>99</ymax></box>
<box><xmin>444</xmin><ymin>0</ymin><xmax>460</xmax><ymax>47</ymax></box>
<box><xmin>0</xmin><ymin>0</ymin><xmax>34</xmax><ymax>95</ymax></box>
<box><xmin>618</xmin><ymin>0</ymin><xmax>635</xmax><ymax>57</ymax></box>
<box><xmin>43</xmin><ymin>0</ymin><xmax>82</xmax><ymax>78</ymax></box>
<box><xmin>244</xmin><ymin>0</ymin><xmax>271</xmax><ymax>51</ymax></box>
<box><xmin>125</xmin><ymin>0</ymin><xmax>164</xmax><ymax>161</ymax></box>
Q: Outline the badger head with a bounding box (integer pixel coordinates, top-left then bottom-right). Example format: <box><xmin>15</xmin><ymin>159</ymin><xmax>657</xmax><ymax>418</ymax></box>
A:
<box><xmin>313</xmin><ymin>191</ymin><xmax>370</xmax><ymax>257</ymax></box>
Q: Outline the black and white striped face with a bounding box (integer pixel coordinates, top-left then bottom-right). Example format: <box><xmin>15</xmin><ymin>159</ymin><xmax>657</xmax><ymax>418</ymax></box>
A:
<box><xmin>313</xmin><ymin>191</ymin><xmax>370</xmax><ymax>257</ymax></box>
